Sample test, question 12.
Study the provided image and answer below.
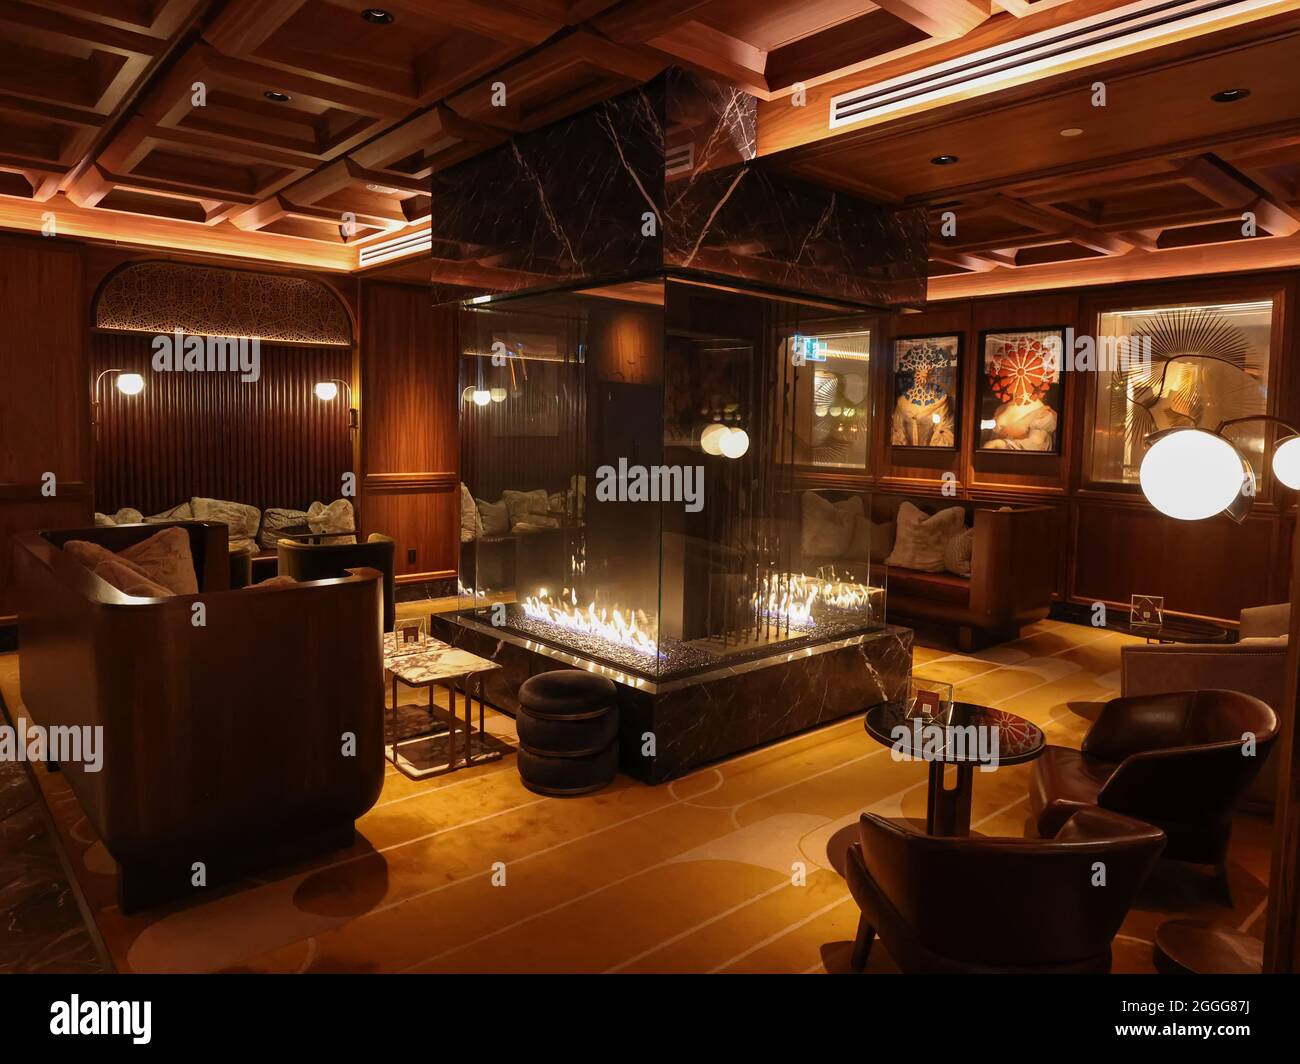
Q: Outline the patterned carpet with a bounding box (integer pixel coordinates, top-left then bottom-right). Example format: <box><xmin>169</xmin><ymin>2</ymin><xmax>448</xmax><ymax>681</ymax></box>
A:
<box><xmin>0</xmin><ymin>619</ymin><xmax>1273</xmax><ymax>973</ymax></box>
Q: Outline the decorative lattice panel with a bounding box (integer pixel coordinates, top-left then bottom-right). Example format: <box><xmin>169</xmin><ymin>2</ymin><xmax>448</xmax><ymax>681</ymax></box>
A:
<box><xmin>94</xmin><ymin>261</ymin><xmax>353</xmax><ymax>345</ymax></box>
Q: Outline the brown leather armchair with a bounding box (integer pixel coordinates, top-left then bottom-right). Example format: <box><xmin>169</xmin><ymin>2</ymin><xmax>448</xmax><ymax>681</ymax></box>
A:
<box><xmin>278</xmin><ymin>533</ymin><xmax>395</xmax><ymax>631</ymax></box>
<box><xmin>1120</xmin><ymin>604</ymin><xmax>1289</xmax><ymax>810</ymax></box>
<box><xmin>1030</xmin><ymin>689</ymin><xmax>1277</xmax><ymax>900</ymax></box>
<box><xmin>845</xmin><ymin>808</ymin><xmax>1165</xmax><ymax>973</ymax></box>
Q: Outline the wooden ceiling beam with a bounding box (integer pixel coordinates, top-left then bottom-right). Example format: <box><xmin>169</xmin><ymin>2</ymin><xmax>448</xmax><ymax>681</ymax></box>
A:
<box><xmin>872</xmin><ymin>0</ymin><xmax>994</xmax><ymax>40</ymax></box>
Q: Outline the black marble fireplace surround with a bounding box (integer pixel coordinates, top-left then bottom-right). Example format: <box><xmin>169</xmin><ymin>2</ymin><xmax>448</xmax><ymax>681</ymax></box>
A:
<box><xmin>427</xmin><ymin>67</ymin><xmax>929</xmax><ymax>308</ymax></box>
<box><xmin>432</xmin><ymin>614</ymin><xmax>913</xmax><ymax>784</ymax></box>
<box><xmin>436</xmin><ymin>66</ymin><xmax>926</xmax><ymax>783</ymax></box>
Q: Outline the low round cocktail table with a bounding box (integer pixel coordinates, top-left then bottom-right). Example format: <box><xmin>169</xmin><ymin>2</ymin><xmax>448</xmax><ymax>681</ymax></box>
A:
<box><xmin>864</xmin><ymin>701</ymin><xmax>1046</xmax><ymax>836</ymax></box>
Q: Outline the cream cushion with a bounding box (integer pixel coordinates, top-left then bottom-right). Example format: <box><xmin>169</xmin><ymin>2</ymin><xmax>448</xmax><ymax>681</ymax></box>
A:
<box><xmin>943</xmin><ymin>526</ymin><xmax>974</xmax><ymax>578</ymax></box>
<box><xmin>886</xmin><ymin>501</ymin><xmax>967</xmax><ymax>573</ymax></box>
<box><xmin>260</xmin><ymin>507</ymin><xmax>309</xmax><ymax>548</ymax></box>
<box><xmin>118</xmin><ymin>525</ymin><xmax>199</xmax><ymax>594</ymax></box>
<box><xmin>306</xmin><ymin>498</ymin><xmax>356</xmax><ymax>543</ymax></box>
<box><xmin>144</xmin><ymin>501</ymin><xmax>194</xmax><ymax>523</ymax></box>
<box><xmin>460</xmin><ymin>483</ymin><xmax>482</xmax><ymax>543</ymax></box>
<box><xmin>477</xmin><ymin>498</ymin><xmax>509</xmax><ymax>536</ymax></box>
<box><xmin>801</xmin><ymin>492</ymin><xmax>862</xmax><ymax>558</ymax></box>
<box><xmin>192</xmin><ymin>496</ymin><xmax>260</xmax><ymax>542</ymax></box>
<box><xmin>846</xmin><ymin>514</ymin><xmax>892</xmax><ymax>564</ymax></box>
<box><xmin>63</xmin><ymin>538</ymin><xmax>176</xmax><ymax>598</ymax></box>
<box><xmin>502</xmin><ymin>488</ymin><xmax>550</xmax><ymax>530</ymax></box>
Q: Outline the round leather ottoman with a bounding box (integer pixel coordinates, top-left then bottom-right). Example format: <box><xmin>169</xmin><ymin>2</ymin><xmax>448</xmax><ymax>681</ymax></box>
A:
<box><xmin>516</xmin><ymin>670</ymin><xmax>620</xmax><ymax>796</ymax></box>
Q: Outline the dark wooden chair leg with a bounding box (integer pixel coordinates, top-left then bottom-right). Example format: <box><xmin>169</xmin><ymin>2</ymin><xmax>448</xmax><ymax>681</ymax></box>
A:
<box><xmin>850</xmin><ymin>913</ymin><xmax>876</xmax><ymax>971</ymax></box>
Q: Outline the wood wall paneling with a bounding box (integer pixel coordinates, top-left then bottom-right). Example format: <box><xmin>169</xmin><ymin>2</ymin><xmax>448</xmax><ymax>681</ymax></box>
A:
<box><xmin>0</xmin><ymin>237</ymin><xmax>90</xmax><ymax>620</ymax></box>
<box><xmin>360</xmin><ymin>283</ymin><xmax>459</xmax><ymax>581</ymax></box>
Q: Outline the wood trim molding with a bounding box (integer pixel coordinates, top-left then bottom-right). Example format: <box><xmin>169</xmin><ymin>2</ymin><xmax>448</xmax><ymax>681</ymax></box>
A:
<box><xmin>363</xmin><ymin>472</ymin><xmax>459</xmax><ymax>493</ymax></box>
<box><xmin>396</xmin><ymin>569</ymin><xmax>458</xmax><ymax>585</ymax></box>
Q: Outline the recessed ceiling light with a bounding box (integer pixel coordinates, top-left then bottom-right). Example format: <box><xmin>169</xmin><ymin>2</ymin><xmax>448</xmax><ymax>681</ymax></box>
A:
<box><xmin>1211</xmin><ymin>88</ymin><xmax>1250</xmax><ymax>103</ymax></box>
<box><xmin>930</xmin><ymin>155</ymin><xmax>959</xmax><ymax>166</ymax></box>
<box><xmin>361</xmin><ymin>7</ymin><xmax>394</xmax><ymax>23</ymax></box>
<box><xmin>366</xmin><ymin>183</ymin><xmax>401</xmax><ymax>195</ymax></box>
<box><xmin>264</xmin><ymin>91</ymin><xmax>291</xmax><ymax>103</ymax></box>
<box><xmin>1060</xmin><ymin>127</ymin><xmax>1084</xmax><ymax>137</ymax></box>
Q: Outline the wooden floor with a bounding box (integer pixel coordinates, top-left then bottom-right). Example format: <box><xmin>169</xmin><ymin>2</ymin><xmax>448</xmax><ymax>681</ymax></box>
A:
<box><xmin>0</xmin><ymin>619</ymin><xmax>1273</xmax><ymax>973</ymax></box>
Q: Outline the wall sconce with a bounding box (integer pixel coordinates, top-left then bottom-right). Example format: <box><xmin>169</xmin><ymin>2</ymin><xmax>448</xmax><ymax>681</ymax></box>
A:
<box><xmin>315</xmin><ymin>378</ymin><xmax>357</xmax><ymax>429</ymax></box>
<box><xmin>700</xmin><ymin>422</ymin><xmax>749</xmax><ymax>459</ymax></box>
<box><xmin>92</xmin><ymin>368</ymin><xmax>145</xmax><ymax>440</ymax></box>
<box><xmin>462</xmin><ymin>386</ymin><xmax>491</xmax><ymax>407</ymax></box>
<box><xmin>1139</xmin><ymin>415</ymin><xmax>1299</xmax><ymax>522</ymax></box>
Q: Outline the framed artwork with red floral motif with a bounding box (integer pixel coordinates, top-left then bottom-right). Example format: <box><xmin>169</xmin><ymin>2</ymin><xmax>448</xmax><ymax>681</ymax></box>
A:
<box><xmin>977</xmin><ymin>327</ymin><xmax>1066</xmax><ymax>454</ymax></box>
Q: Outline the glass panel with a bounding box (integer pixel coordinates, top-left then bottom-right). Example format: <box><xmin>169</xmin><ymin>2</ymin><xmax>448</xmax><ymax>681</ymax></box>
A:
<box><xmin>785</xmin><ymin>327</ymin><xmax>872</xmax><ymax>468</ymax></box>
<box><xmin>1090</xmin><ymin>300</ymin><xmax>1273</xmax><ymax>484</ymax></box>
<box><xmin>454</xmin><ymin>277</ymin><xmax>887</xmax><ymax>684</ymax></box>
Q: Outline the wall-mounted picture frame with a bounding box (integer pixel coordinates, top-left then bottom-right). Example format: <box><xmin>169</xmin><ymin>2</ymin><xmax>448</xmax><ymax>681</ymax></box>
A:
<box><xmin>890</xmin><ymin>333</ymin><xmax>961</xmax><ymax>450</ymax></box>
<box><xmin>977</xmin><ymin>327</ymin><xmax>1066</xmax><ymax>454</ymax></box>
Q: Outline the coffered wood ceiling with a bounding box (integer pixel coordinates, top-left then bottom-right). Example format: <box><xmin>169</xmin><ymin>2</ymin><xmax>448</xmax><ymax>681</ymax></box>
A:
<box><xmin>1</xmin><ymin>0</ymin><xmax>1297</xmax><ymax>292</ymax></box>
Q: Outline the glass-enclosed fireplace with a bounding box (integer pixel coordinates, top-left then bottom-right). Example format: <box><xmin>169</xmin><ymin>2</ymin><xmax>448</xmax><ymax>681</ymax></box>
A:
<box><xmin>456</xmin><ymin>277</ymin><xmax>888</xmax><ymax>685</ymax></box>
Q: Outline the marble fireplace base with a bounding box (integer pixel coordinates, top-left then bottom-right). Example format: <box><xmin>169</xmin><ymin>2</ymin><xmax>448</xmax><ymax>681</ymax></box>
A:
<box><xmin>430</xmin><ymin>613</ymin><xmax>913</xmax><ymax>784</ymax></box>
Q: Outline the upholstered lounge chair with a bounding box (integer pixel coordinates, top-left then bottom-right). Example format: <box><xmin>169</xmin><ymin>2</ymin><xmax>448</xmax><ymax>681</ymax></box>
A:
<box><xmin>845</xmin><ymin>808</ymin><xmax>1165</xmax><ymax>973</ymax></box>
<box><xmin>278</xmin><ymin>533</ymin><xmax>396</xmax><ymax>631</ymax></box>
<box><xmin>1120</xmin><ymin>604</ymin><xmax>1290</xmax><ymax>809</ymax></box>
<box><xmin>1030</xmin><ymin>689</ymin><xmax>1277</xmax><ymax>902</ymax></box>
<box><xmin>14</xmin><ymin>521</ymin><xmax>386</xmax><ymax>912</ymax></box>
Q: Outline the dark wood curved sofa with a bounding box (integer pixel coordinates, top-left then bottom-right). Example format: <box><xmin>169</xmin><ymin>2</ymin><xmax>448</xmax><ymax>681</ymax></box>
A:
<box><xmin>13</xmin><ymin>521</ymin><xmax>385</xmax><ymax>912</ymax></box>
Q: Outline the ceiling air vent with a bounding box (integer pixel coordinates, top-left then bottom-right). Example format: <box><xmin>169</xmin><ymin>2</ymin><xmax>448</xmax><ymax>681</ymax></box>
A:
<box><xmin>666</xmin><ymin>142</ymin><xmax>695</xmax><ymax>176</ymax></box>
<box><xmin>828</xmin><ymin>0</ymin><xmax>1282</xmax><ymax>129</ymax></box>
<box><xmin>357</xmin><ymin>227</ymin><xmax>432</xmax><ymax>267</ymax></box>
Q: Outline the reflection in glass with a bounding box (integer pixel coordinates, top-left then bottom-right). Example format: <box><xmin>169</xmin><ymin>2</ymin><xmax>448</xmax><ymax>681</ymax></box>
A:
<box><xmin>455</xmin><ymin>278</ymin><xmax>886</xmax><ymax>683</ymax></box>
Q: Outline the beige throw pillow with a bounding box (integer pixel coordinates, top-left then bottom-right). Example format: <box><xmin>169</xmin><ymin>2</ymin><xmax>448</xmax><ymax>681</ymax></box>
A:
<box><xmin>846</xmin><ymin>514</ymin><xmax>893</xmax><ymax>563</ymax></box>
<box><xmin>62</xmin><ymin>539</ymin><xmax>174</xmax><ymax>598</ymax></box>
<box><xmin>502</xmin><ymin>488</ymin><xmax>550</xmax><ymax>530</ymax></box>
<box><xmin>459</xmin><ymin>483</ymin><xmax>482</xmax><ymax>543</ymax></box>
<box><xmin>145</xmin><ymin>501</ymin><xmax>194</xmax><ymax>523</ymax></box>
<box><xmin>192</xmin><ymin>497</ymin><xmax>261</xmax><ymax>542</ymax></box>
<box><xmin>801</xmin><ymin>492</ymin><xmax>862</xmax><ymax>558</ymax></box>
<box><xmin>944</xmin><ymin>526</ymin><xmax>974</xmax><ymax>578</ymax></box>
<box><xmin>477</xmin><ymin>498</ymin><xmax>509</xmax><ymax>536</ymax></box>
<box><xmin>118</xmin><ymin>525</ymin><xmax>199</xmax><ymax>594</ymax></box>
<box><xmin>260</xmin><ymin>507</ymin><xmax>309</xmax><ymax>548</ymax></box>
<box><xmin>306</xmin><ymin>498</ymin><xmax>356</xmax><ymax>543</ymax></box>
<box><xmin>886</xmin><ymin>501</ymin><xmax>966</xmax><ymax>573</ymax></box>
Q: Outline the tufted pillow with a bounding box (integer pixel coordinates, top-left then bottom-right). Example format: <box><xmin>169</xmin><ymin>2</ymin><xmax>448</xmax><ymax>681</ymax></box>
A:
<box><xmin>800</xmin><ymin>492</ymin><xmax>862</xmax><ymax>558</ymax></box>
<box><xmin>476</xmin><ymin>498</ymin><xmax>509</xmax><ymax>536</ymax></box>
<box><xmin>502</xmin><ymin>488</ymin><xmax>550</xmax><ymax>530</ymax></box>
<box><xmin>886</xmin><ymin>501</ymin><xmax>966</xmax><ymax>573</ymax></box>
<box><xmin>943</xmin><ymin>526</ymin><xmax>974</xmax><ymax>578</ymax></box>
<box><xmin>144</xmin><ymin>501</ymin><xmax>194</xmax><ymax>523</ymax></box>
<box><xmin>117</xmin><ymin>525</ymin><xmax>199</xmax><ymax>594</ymax></box>
<box><xmin>63</xmin><ymin>539</ymin><xmax>174</xmax><ymax>598</ymax></box>
<box><xmin>846</xmin><ymin>514</ymin><xmax>893</xmax><ymax>564</ymax></box>
<box><xmin>260</xmin><ymin>507</ymin><xmax>309</xmax><ymax>548</ymax></box>
<box><xmin>459</xmin><ymin>483</ymin><xmax>482</xmax><ymax>543</ymax></box>
<box><xmin>192</xmin><ymin>496</ymin><xmax>260</xmax><ymax>542</ymax></box>
<box><xmin>306</xmin><ymin>498</ymin><xmax>356</xmax><ymax>544</ymax></box>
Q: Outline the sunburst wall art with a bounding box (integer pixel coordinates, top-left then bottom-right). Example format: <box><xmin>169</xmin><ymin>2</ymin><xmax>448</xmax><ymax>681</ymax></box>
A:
<box><xmin>978</xmin><ymin>328</ymin><xmax>1066</xmax><ymax>453</ymax></box>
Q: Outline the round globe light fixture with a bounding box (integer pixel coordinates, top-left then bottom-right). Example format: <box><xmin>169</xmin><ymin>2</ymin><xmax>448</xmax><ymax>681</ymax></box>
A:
<box><xmin>1139</xmin><ymin>428</ymin><xmax>1244</xmax><ymax>521</ymax></box>
<box><xmin>1273</xmin><ymin>435</ymin><xmax>1300</xmax><ymax>490</ymax></box>
<box><xmin>471</xmin><ymin>389</ymin><xmax>491</xmax><ymax>407</ymax></box>
<box><xmin>115</xmin><ymin>372</ymin><xmax>145</xmax><ymax>395</ymax></box>
<box><xmin>314</xmin><ymin>381</ymin><xmax>339</xmax><ymax>401</ymax></box>
<box><xmin>719</xmin><ymin>427</ymin><xmax>750</xmax><ymax>459</ymax></box>
<box><xmin>489</xmin><ymin>387</ymin><xmax>507</xmax><ymax>403</ymax></box>
<box><xmin>700</xmin><ymin>423</ymin><xmax>729</xmax><ymax>456</ymax></box>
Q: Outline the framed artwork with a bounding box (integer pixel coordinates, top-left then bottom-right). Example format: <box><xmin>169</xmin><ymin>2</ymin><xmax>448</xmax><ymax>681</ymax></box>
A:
<box><xmin>977</xmin><ymin>328</ymin><xmax>1066</xmax><ymax>453</ymax></box>
<box><xmin>890</xmin><ymin>334</ymin><xmax>961</xmax><ymax>449</ymax></box>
